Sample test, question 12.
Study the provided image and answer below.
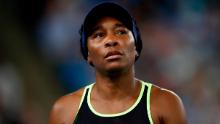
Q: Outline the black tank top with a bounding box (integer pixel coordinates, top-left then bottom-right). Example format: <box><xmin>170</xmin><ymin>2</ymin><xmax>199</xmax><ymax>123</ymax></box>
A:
<box><xmin>73</xmin><ymin>81</ymin><xmax>153</xmax><ymax>124</ymax></box>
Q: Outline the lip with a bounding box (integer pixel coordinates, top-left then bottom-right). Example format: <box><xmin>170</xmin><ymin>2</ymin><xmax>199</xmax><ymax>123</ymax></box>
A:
<box><xmin>104</xmin><ymin>51</ymin><xmax>123</xmax><ymax>59</ymax></box>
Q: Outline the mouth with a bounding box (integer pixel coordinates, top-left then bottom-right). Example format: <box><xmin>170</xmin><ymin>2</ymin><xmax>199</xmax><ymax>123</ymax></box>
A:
<box><xmin>104</xmin><ymin>51</ymin><xmax>123</xmax><ymax>60</ymax></box>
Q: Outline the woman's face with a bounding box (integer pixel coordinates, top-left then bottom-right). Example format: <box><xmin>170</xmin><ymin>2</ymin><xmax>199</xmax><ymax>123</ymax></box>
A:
<box><xmin>87</xmin><ymin>16</ymin><xmax>137</xmax><ymax>74</ymax></box>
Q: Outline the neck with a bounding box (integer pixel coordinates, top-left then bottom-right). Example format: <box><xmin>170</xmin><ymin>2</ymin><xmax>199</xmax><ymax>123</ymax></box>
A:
<box><xmin>93</xmin><ymin>66</ymin><xmax>140</xmax><ymax>100</ymax></box>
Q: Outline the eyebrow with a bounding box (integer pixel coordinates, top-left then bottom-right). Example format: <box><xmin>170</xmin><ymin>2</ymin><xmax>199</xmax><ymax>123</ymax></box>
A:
<box><xmin>91</xmin><ymin>25</ymin><xmax>102</xmax><ymax>33</ymax></box>
<box><xmin>92</xmin><ymin>23</ymin><xmax>127</xmax><ymax>32</ymax></box>
<box><xmin>114</xmin><ymin>23</ymin><xmax>127</xmax><ymax>29</ymax></box>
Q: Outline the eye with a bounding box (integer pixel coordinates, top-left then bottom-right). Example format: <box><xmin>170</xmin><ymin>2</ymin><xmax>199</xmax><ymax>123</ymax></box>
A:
<box><xmin>115</xmin><ymin>29</ymin><xmax>128</xmax><ymax>35</ymax></box>
<box><xmin>92</xmin><ymin>32</ymin><xmax>105</xmax><ymax>39</ymax></box>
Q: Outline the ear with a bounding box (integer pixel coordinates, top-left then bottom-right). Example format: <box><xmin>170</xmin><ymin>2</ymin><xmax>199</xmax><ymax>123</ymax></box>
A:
<box><xmin>87</xmin><ymin>52</ymin><xmax>94</xmax><ymax>66</ymax></box>
<box><xmin>134</xmin><ymin>46</ymin><xmax>138</xmax><ymax>57</ymax></box>
<box><xmin>134</xmin><ymin>48</ymin><xmax>139</xmax><ymax>61</ymax></box>
<box><xmin>135</xmin><ymin>50</ymin><xmax>139</xmax><ymax>57</ymax></box>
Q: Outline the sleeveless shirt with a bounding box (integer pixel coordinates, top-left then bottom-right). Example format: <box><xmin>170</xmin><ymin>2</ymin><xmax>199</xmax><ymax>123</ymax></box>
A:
<box><xmin>73</xmin><ymin>81</ymin><xmax>153</xmax><ymax>124</ymax></box>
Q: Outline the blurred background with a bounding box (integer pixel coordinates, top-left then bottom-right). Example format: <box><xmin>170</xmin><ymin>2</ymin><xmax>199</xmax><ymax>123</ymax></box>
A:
<box><xmin>0</xmin><ymin>0</ymin><xmax>220</xmax><ymax>123</ymax></box>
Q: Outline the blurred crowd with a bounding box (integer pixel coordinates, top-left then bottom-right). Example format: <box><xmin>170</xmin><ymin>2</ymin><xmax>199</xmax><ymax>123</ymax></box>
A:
<box><xmin>1</xmin><ymin>0</ymin><xmax>220</xmax><ymax>124</ymax></box>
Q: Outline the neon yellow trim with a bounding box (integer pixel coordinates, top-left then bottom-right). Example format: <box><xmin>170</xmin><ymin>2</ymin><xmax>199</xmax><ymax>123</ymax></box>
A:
<box><xmin>145</xmin><ymin>82</ymin><xmax>154</xmax><ymax>124</ymax></box>
<box><xmin>74</xmin><ymin>83</ymin><xmax>94</xmax><ymax>123</ymax></box>
<box><xmin>77</xmin><ymin>84</ymin><xmax>92</xmax><ymax>111</ymax></box>
<box><xmin>87</xmin><ymin>82</ymin><xmax>145</xmax><ymax>117</ymax></box>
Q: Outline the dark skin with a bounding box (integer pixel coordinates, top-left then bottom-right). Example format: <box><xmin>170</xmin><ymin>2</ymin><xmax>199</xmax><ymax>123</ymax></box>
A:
<box><xmin>49</xmin><ymin>17</ymin><xmax>187</xmax><ymax>124</ymax></box>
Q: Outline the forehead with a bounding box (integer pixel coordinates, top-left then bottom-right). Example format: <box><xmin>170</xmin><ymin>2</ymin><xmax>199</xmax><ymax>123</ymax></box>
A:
<box><xmin>93</xmin><ymin>16</ymin><xmax>125</xmax><ymax>28</ymax></box>
<box><xmin>86</xmin><ymin>16</ymin><xmax>131</xmax><ymax>36</ymax></box>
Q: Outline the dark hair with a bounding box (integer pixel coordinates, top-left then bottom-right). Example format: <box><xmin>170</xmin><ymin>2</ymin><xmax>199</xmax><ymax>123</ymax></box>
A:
<box><xmin>79</xmin><ymin>2</ymin><xmax>142</xmax><ymax>61</ymax></box>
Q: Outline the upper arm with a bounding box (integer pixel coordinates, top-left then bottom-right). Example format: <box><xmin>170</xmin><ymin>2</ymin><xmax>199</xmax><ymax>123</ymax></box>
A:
<box><xmin>160</xmin><ymin>89</ymin><xmax>187</xmax><ymax>124</ymax></box>
<box><xmin>48</xmin><ymin>89</ymin><xmax>84</xmax><ymax>124</ymax></box>
<box><xmin>49</xmin><ymin>99</ymin><xmax>67</xmax><ymax>124</ymax></box>
<box><xmin>151</xmin><ymin>86</ymin><xmax>187</xmax><ymax>124</ymax></box>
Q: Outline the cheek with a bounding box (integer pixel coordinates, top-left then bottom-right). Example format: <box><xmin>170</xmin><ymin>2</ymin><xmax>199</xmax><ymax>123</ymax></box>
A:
<box><xmin>128</xmin><ymin>45</ymin><xmax>137</xmax><ymax>57</ymax></box>
<box><xmin>125</xmin><ymin>37</ymin><xmax>136</xmax><ymax>53</ymax></box>
<box><xmin>88</xmin><ymin>46</ymin><xmax>102</xmax><ymax>57</ymax></box>
<box><xmin>87</xmin><ymin>41</ymin><xmax>104</xmax><ymax>60</ymax></box>
<box><xmin>87</xmin><ymin>40</ymin><xmax>98</xmax><ymax>54</ymax></box>
<box><xmin>123</xmin><ymin>38</ymin><xmax>137</xmax><ymax>60</ymax></box>
<box><xmin>127</xmin><ymin>32</ymin><xmax>136</xmax><ymax>50</ymax></box>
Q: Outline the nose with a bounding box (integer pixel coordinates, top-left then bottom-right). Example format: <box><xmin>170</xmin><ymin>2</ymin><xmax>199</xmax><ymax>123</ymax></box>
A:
<box><xmin>105</xmin><ymin>40</ymin><xmax>118</xmax><ymax>47</ymax></box>
<box><xmin>104</xmin><ymin>35</ymin><xmax>119</xmax><ymax>47</ymax></box>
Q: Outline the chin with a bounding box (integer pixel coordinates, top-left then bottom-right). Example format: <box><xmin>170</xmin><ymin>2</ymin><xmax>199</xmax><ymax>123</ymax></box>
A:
<box><xmin>105</xmin><ymin>64</ymin><xmax>129</xmax><ymax>75</ymax></box>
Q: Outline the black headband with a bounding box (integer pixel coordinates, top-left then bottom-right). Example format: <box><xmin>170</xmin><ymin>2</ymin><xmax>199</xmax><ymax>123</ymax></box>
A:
<box><xmin>79</xmin><ymin>2</ymin><xmax>142</xmax><ymax>61</ymax></box>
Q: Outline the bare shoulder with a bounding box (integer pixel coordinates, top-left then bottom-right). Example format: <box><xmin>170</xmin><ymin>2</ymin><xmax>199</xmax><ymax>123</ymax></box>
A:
<box><xmin>48</xmin><ymin>87</ymin><xmax>86</xmax><ymax>124</ymax></box>
<box><xmin>150</xmin><ymin>85</ymin><xmax>187</xmax><ymax>124</ymax></box>
<box><xmin>151</xmin><ymin>85</ymin><xmax>183</xmax><ymax>107</ymax></box>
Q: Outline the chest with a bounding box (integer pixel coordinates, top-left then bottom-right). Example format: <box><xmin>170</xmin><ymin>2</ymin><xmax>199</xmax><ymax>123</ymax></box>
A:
<box><xmin>90</xmin><ymin>96</ymin><xmax>136</xmax><ymax>114</ymax></box>
<box><xmin>73</xmin><ymin>84</ymin><xmax>152</xmax><ymax>124</ymax></box>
